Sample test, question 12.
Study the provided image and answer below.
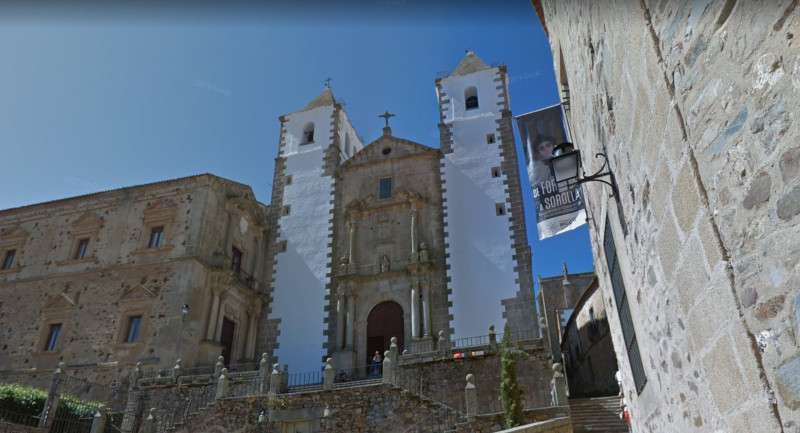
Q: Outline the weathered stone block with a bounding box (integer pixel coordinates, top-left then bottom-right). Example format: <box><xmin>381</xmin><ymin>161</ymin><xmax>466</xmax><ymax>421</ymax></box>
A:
<box><xmin>672</xmin><ymin>161</ymin><xmax>702</xmax><ymax>233</ymax></box>
<box><xmin>656</xmin><ymin>215</ymin><xmax>682</xmax><ymax>280</ymax></box>
<box><xmin>674</xmin><ymin>237</ymin><xmax>710</xmax><ymax>313</ymax></box>
<box><xmin>702</xmin><ymin>335</ymin><xmax>748</xmax><ymax>413</ymax></box>
<box><xmin>688</xmin><ymin>278</ymin><xmax>737</xmax><ymax>350</ymax></box>
<box><xmin>743</xmin><ymin>172</ymin><xmax>772</xmax><ymax>210</ymax></box>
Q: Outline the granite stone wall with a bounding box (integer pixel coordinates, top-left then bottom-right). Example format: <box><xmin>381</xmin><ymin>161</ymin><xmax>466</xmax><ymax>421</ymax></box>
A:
<box><xmin>538</xmin><ymin>0</ymin><xmax>800</xmax><ymax>431</ymax></box>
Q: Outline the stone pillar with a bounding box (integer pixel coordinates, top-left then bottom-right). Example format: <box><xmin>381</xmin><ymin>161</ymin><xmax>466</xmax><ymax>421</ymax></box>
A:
<box><xmin>551</xmin><ymin>363</ymin><xmax>567</xmax><ymax>406</ymax></box>
<box><xmin>437</xmin><ymin>331</ymin><xmax>447</xmax><ymax>357</ymax></box>
<box><xmin>465</xmin><ymin>374</ymin><xmax>477</xmax><ymax>419</ymax></box>
<box><xmin>172</xmin><ymin>359</ymin><xmax>182</xmax><ymax>383</ymax></box>
<box><xmin>345</xmin><ymin>293</ymin><xmax>355</xmax><ymax>349</ymax></box>
<box><xmin>215</xmin><ymin>368</ymin><xmax>229</xmax><ymax>400</ymax></box>
<box><xmin>40</xmin><ymin>362</ymin><xmax>65</xmax><ymax>429</ymax></box>
<box><xmin>214</xmin><ymin>356</ymin><xmax>225</xmax><ymax>378</ymax></box>
<box><xmin>269</xmin><ymin>364</ymin><xmax>282</xmax><ymax>395</ymax></box>
<box><xmin>488</xmin><ymin>325</ymin><xmax>497</xmax><ymax>353</ymax></box>
<box><xmin>336</xmin><ymin>290</ymin><xmax>346</xmax><ymax>350</ymax></box>
<box><xmin>259</xmin><ymin>353</ymin><xmax>269</xmax><ymax>393</ymax></box>
<box><xmin>324</xmin><ymin>358</ymin><xmax>334</xmax><ymax>391</ymax></box>
<box><xmin>142</xmin><ymin>408</ymin><xmax>157</xmax><ymax>433</ymax></box>
<box><xmin>206</xmin><ymin>288</ymin><xmax>221</xmax><ymax>340</ymax></box>
<box><xmin>410</xmin><ymin>281</ymin><xmax>420</xmax><ymax>339</ymax></box>
<box><xmin>382</xmin><ymin>351</ymin><xmax>392</xmax><ymax>385</ymax></box>
<box><xmin>90</xmin><ymin>406</ymin><xmax>107</xmax><ymax>433</ymax></box>
<box><xmin>120</xmin><ymin>364</ymin><xmax>142</xmax><ymax>433</ymax></box>
<box><xmin>421</xmin><ymin>283</ymin><xmax>431</xmax><ymax>337</ymax></box>
<box><xmin>390</xmin><ymin>337</ymin><xmax>399</xmax><ymax>366</ymax></box>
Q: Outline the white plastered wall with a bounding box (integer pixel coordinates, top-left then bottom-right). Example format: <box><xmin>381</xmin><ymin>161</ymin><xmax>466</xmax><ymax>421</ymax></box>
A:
<box><xmin>271</xmin><ymin>105</ymin><xmax>335</xmax><ymax>374</ymax></box>
<box><xmin>439</xmin><ymin>67</ymin><xmax>520</xmax><ymax>338</ymax></box>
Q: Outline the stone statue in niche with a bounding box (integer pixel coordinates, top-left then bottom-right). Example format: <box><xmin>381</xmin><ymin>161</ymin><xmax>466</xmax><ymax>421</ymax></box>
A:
<box><xmin>380</xmin><ymin>255</ymin><xmax>390</xmax><ymax>273</ymax></box>
<box><xmin>339</xmin><ymin>256</ymin><xmax>349</xmax><ymax>274</ymax></box>
<box><xmin>419</xmin><ymin>242</ymin><xmax>429</xmax><ymax>262</ymax></box>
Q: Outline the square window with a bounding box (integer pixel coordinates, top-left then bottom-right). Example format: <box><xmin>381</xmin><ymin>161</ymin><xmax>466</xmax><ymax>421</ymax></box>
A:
<box><xmin>379</xmin><ymin>178</ymin><xmax>392</xmax><ymax>200</ymax></box>
<box><xmin>74</xmin><ymin>239</ymin><xmax>89</xmax><ymax>260</ymax></box>
<box><xmin>124</xmin><ymin>316</ymin><xmax>142</xmax><ymax>343</ymax></box>
<box><xmin>285</xmin><ymin>175</ymin><xmax>293</xmax><ymax>185</ymax></box>
<box><xmin>1</xmin><ymin>249</ymin><xmax>15</xmax><ymax>270</ymax></box>
<box><xmin>148</xmin><ymin>227</ymin><xmax>164</xmax><ymax>248</ymax></box>
<box><xmin>44</xmin><ymin>323</ymin><xmax>62</xmax><ymax>351</ymax></box>
<box><xmin>491</xmin><ymin>167</ymin><xmax>501</xmax><ymax>178</ymax></box>
<box><xmin>282</xmin><ymin>205</ymin><xmax>291</xmax><ymax>216</ymax></box>
<box><xmin>486</xmin><ymin>134</ymin><xmax>496</xmax><ymax>144</ymax></box>
<box><xmin>278</xmin><ymin>240</ymin><xmax>288</xmax><ymax>253</ymax></box>
<box><xmin>495</xmin><ymin>203</ymin><xmax>506</xmax><ymax>216</ymax></box>
<box><xmin>231</xmin><ymin>247</ymin><xmax>243</xmax><ymax>273</ymax></box>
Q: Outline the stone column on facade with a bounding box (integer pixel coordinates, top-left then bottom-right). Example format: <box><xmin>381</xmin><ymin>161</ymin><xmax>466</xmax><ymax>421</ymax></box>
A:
<box><xmin>347</xmin><ymin>213</ymin><xmax>357</xmax><ymax>266</ymax></box>
<box><xmin>410</xmin><ymin>204</ymin><xmax>419</xmax><ymax>261</ymax></box>
<box><xmin>410</xmin><ymin>279</ymin><xmax>420</xmax><ymax>339</ymax></box>
<box><xmin>345</xmin><ymin>291</ymin><xmax>355</xmax><ymax>349</ymax></box>
<box><xmin>245</xmin><ymin>302</ymin><xmax>261</xmax><ymax>360</ymax></box>
<box><xmin>214</xmin><ymin>290</ymin><xmax>229</xmax><ymax>342</ymax></box>
<box><xmin>206</xmin><ymin>287</ymin><xmax>221</xmax><ymax>340</ymax></box>
<box><xmin>336</xmin><ymin>289</ymin><xmax>346</xmax><ymax>350</ymax></box>
<box><xmin>40</xmin><ymin>362</ymin><xmax>65</xmax><ymax>429</ymax></box>
<box><xmin>421</xmin><ymin>279</ymin><xmax>431</xmax><ymax>337</ymax></box>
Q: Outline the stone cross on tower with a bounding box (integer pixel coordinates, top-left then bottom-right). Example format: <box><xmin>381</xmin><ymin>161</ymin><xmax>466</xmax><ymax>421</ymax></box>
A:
<box><xmin>324</xmin><ymin>77</ymin><xmax>332</xmax><ymax>88</ymax></box>
<box><xmin>379</xmin><ymin>110</ymin><xmax>395</xmax><ymax>127</ymax></box>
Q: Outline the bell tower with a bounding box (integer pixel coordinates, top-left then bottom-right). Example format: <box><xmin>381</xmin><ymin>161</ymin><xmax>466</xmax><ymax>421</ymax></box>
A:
<box><xmin>259</xmin><ymin>86</ymin><xmax>363</xmax><ymax>374</ymax></box>
<box><xmin>436</xmin><ymin>51</ymin><xmax>536</xmax><ymax>338</ymax></box>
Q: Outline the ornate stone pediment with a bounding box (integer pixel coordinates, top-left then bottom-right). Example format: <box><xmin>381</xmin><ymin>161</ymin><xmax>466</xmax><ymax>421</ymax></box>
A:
<box><xmin>71</xmin><ymin>211</ymin><xmax>103</xmax><ymax>233</ymax></box>
<box><xmin>143</xmin><ymin>199</ymin><xmax>178</xmax><ymax>222</ymax></box>
<box><xmin>0</xmin><ymin>225</ymin><xmax>28</xmax><ymax>245</ymax></box>
<box><xmin>121</xmin><ymin>284</ymin><xmax>157</xmax><ymax>302</ymax></box>
<box><xmin>44</xmin><ymin>292</ymin><xmax>78</xmax><ymax>310</ymax></box>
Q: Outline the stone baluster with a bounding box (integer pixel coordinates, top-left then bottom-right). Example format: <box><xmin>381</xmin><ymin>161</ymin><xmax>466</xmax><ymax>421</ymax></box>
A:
<box><xmin>551</xmin><ymin>363</ymin><xmax>567</xmax><ymax>406</ymax></box>
<box><xmin>488</xmin><ymin>325</ymin><xmax>497</xmax><ymax>353</ymax></box>
<box><xmin>90</xmin><ymin>406</ymin><xmax>107</xmax><ymax>433</ymax></box>
<box><xmin>215</xmin><ymin>368</ymin><xmax>229</xmax><ymax>400</ymax></box>
<box><xmin>382</xmin><ymin>351</ymin><xmax>393</xmax><ymax>385</ymax></box>
<box><xmin>437</xmin><ymin>331</ymin><xmax>447</xmax><ymax>357</ymax></box>
<box><xmin>142</xmin><ymin>408</ymin><xmax>157</xmax><ymax>433</ymax></box>
<box><xmin>259</xmin><ymin>353</ymin><xmax>269</xmax><ymax>393</ymax></box>
<box><xmin>172</xmin><ymin>359</ymin><xmax>182</xmax><ymax>383</ymax></box>
<box><xmin>39</xmin><ymin>362</ymin><xmax>65</xmax><ymax>429</ymax></box>
<box><xmin>324</xmin><ymin>358</ymin><xmax>334</xmax><ymax>391</ymax></box>
<box><xmin>390</xmin><ymin>337</ymin><xmax>399</xmax><ymax>366</ymax></box>
<box><xmin>465</xmin><ymin>374</ymin><xmax>477</xmax><ymax>419</ymax></box>
<box><xmin>214</xmin><ymin>356</ymin><xmax>225</xmax><ymax>378</ymax></box>
<box><xmin>269</xmin><ymin>364</ymin><xmax>282</xmax><ymax>395</ymax></box>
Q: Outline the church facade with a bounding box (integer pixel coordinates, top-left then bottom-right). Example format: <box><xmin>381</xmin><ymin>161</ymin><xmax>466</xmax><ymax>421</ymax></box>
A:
<box><xmin>259</xmin><ymin>51</ymin><xmax>537</xmax><ymax>375</ymax></box>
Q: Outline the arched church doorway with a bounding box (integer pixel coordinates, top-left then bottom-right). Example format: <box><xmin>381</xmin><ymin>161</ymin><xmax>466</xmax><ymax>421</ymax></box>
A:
<box><xmin>366</xmin><ymin>301</ymin><xmax>404</xmax><ymax>369</ymax></box>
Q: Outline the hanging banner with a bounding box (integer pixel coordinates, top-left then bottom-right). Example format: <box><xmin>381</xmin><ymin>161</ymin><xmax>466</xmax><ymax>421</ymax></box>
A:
<box><xmin>516</xmin><ymin>104</ymin><xmax>586</xmax><ymax>240</ymax></box>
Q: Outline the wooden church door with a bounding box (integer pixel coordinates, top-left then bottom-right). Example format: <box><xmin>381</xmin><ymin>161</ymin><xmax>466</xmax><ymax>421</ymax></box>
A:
<box><xmin>366</xmin><ymin>301</ymin><xmax>404</xmax><ymax>368</ymax></box>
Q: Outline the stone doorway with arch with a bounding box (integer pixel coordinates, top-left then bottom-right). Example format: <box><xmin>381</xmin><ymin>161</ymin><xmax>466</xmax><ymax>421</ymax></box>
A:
<box><xmin>366</xmin><ymin>301</ymin><xmax>404</xmax><ymax>374</ymax></box>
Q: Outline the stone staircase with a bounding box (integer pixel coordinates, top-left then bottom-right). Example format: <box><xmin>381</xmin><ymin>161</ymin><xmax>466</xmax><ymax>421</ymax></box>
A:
<box><xmin>568</xmin><ymin>396</ymin><xmax>629</xmax><ymax>433</ymax></box>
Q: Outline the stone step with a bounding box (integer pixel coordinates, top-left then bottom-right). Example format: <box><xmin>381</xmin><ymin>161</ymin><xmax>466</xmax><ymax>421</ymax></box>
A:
<box><xmin>569</xmin><ymin>397</ymin><xmax>628</xmax><ymax>433</ymax></box>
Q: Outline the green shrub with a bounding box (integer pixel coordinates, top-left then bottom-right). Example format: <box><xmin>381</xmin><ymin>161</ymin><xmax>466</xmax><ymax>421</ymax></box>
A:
<box><xmin>500</xmin><ymin>322</ymin><xmax>524</xmax><ymax>429</ymax></box>
<box><xmin>0</xmin><ymin>383</ymin><xmax>48</xmax><ymax>416</ymax></box>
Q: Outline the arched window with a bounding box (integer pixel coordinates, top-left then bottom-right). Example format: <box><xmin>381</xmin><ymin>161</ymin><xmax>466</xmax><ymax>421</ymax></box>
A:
<box><xmin>464</xmin><ymin>86</ymin><xmax>479</xmax><ymax>110</ymax></box>
<box><xmin>302</xmin><ymin>122</ymin><xmax>314</xmax><ymax>144</ymax></box>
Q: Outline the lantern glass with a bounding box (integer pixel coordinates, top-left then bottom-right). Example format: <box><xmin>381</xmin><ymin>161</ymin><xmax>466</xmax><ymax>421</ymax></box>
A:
<box><xmin>550</xmin><ymin>150</ymin><xmax>581</xmax><ymax>184</ymax></box>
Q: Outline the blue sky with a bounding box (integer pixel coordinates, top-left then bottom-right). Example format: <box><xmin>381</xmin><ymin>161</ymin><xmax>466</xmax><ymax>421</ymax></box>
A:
<box><xmin>0</xmin><ymin>0</ymin><xmax>593</xmax><ymax>282</ymax></box>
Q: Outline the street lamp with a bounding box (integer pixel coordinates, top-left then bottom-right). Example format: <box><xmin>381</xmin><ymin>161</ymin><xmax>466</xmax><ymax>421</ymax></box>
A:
<box><xmin>549</xmin><ymin>142</ymin><xmax>619</xmax><ymax>198</ymax></box>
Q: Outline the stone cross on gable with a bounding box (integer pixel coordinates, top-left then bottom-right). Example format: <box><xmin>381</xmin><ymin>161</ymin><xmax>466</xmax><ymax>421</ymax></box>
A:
<box><xmin>324</xmin><ymin>77</ymin><xmax>332</xmax><ymax>88</ymax></box>
<box><xmin>379</xmin><ymin>110</ymin><xmax>395</xmax><ymax>127</ymax></box>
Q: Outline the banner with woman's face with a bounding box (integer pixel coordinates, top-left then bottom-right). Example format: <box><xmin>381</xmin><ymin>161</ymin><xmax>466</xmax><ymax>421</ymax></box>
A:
<box><xmin>516</xmin><ymin>104</ymin><xmax>586</xmax><ymax>240</ymax></box>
